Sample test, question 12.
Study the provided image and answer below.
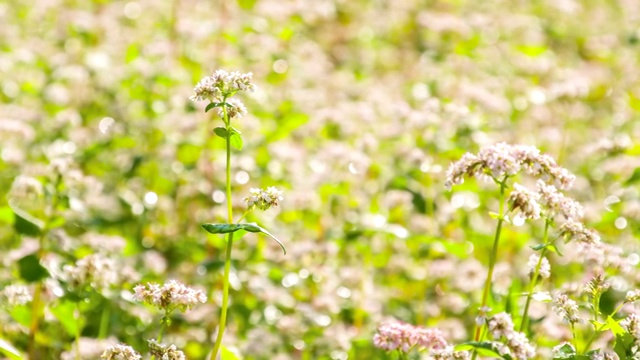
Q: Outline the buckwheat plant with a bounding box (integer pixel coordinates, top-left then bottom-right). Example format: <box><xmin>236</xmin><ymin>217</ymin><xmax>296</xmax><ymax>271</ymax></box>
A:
<box><xmin>132</xmin><ymin>280</ymin><xmax>206</xmax><ymax>359</ymax></box>
<box><xmin>191</xmin><ymin>69</ymin><xmax>286</xmax><ymax>359</ymax></box>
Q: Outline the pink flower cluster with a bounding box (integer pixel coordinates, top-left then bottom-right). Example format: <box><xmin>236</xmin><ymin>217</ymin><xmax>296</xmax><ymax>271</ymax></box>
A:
<box><xmin>445</xmin><ymin>143</ymin><xmax>575</xmax><ymax>190</ymax></box>
<box><xmin>487</xmin><ymin>313</ymin><xmax>536</xmax><ymax>360</ymax></box>
<box><xmin>132</xmin><ymin>280</ymin><xmax>207</xmax><ymax>313</ymax></box>
<box><xmin>373</xmin><ymin>321</ymin><xmax>448</xmax><ymax>353</ymax></box>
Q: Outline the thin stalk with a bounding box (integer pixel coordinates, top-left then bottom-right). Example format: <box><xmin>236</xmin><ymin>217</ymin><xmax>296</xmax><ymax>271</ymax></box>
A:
<box><xmin>583</xmin><ymin>300</ymin><xmax>626</xmax><ymax>352</ymax></box>
<box><xmin>520</xmin><ymin>219</ymin><xmax>551</xmax><ymax>332</ymax></box>
<box><xmin>98</xmin><ymin>305</ymin><xmax>110</xmax><ymax>339</ymax></box>
<box><xmin>473</xmin><ymin>180</ymin><xmax>507</xmax><ymax>342</ymax></box>
<box><xmin>75</xmin><ymin>303</ymin><xmax>81</xmax><ymax>360</ymax></box>
<box><xmin>151</xmin><ymin>313</ymin><xmax>168</xmax><ymax>360</ymax></box>
<box><xmin>211</xmin><ymin>101</ymin><xmax>234</xmax><ymax>360</ymax></box>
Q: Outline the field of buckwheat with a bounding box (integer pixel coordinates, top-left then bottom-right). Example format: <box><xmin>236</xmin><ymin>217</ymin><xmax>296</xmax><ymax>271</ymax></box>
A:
<box><xmin>1</xmin><ymin>0</ymin><xmax>640</xmax><ymax>359</ymax></box>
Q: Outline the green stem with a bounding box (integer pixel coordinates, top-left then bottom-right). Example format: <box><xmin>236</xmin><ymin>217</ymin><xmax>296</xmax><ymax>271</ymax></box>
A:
<box><xmin>75</xmin><ymin>303</ymin><xmax>81</xmax><ymax>360</ymax></box>
<box><xmin>520</xmin><ymin>219</ymin><xmax>551</xmax><ymax>332</ymax></box>
<box><xmin>473</xmin><ymin>179</ymin><xmax>507</xmax><ymax>342</ymax></box>
<box><xmin>98</xmin><ymin>304</ymin><xmax>110</xmax><ymax>339</ymax></box>
<box><xmin>583</xmin><ymin>302</ymin><xmax>626</xmax><ymax>353</ymax></box>
<box><xmin>211</xmin><ymin>100</ymin><xmax>234</xmax><ymax>360</ymax></box>
<box><xmin>151</xmin><ymin>313</ymin><xmax>168</xmax><ymax>360</ymax></box>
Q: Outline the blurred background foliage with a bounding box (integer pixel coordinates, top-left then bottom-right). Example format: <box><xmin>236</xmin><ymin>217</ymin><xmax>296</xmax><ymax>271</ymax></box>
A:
<box><xmin>1</xmin><ymin>0</ymin><xmax>639</xmax><ymax>359</ymax></box>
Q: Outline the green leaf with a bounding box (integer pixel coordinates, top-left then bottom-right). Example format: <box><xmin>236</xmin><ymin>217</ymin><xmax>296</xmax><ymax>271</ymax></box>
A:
<box><xmin>8</xmin><ymin>305</ymin><xmax>31</xmax><ymax>327</ymax></box>
<box><xmin>202</xmin><ymin>223</ymin><xmax>242</xmax><ymax>234</ymax></box>
<box><xmin>240</xmin><ymin>223</ymin><xmax>286</xmax><ymax>255</ymax></box>
<box><xmin>229</xmin><ymin>127</ymin><xmax>243</xmax><ymax>150</ymax></box>
<box><xmin>220</xmin><ymin>344</ymin><xmax>241</xmax><ymax>360</ymax></box>
<box><xmin>607</xmin><ymin>315</ymin><xmax>626</xmax><ymax>336</ymax></box>
<box><xmin>552</xmin><ymin>342</ymin><xmax>576</xmax><ymax>359</ymax></box>
<box><xmin>201</xmin><ymin>223</ymin><xmax>286</xmax><ymax>254</ymax></box>
<box><xmin>11</xmin><ymin>206</ymin><xmax>44</xmax><ymax>237</ymax></box>
<box><xmin>624</xmin><ymin>167</ymin><xmax>640</xmax><ymax>186</ymax></box>
<box><xmin>0</xmin><ymin>338</ymin><xmax>22</xmax><ymax>360</ymax></box>
<box><xmin>18</xmin><ymin>254</ymin><xmax>50</xmax><ymax>283</ymax></box>
<box><xmin>214</xmin><ymin>127</ymin><xmax>228</xmax><ymax>139</ymax></box>
<box><xmin>205</xmin><ymin>102</ymin><xmax>223</xmax><ymax>113</ymax></box>
<box><xmin>614</xmin><ymin>332</ymin><xmax>635</xmax><ymax>359</ymax></box>
<box><xmin>50</xmin><ymin>300</ymin><xmax>82</xmax><ymax>337</ymax></box>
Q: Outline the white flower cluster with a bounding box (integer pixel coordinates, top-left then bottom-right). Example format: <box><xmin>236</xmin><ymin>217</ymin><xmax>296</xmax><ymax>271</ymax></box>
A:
<box><xmin>486</xmin><ymin>313</ymin><xmax>536</xmax><ymax>360</ymax></box>
<box><xmin>191</xmin><ymin>69</ymin><xmax>255</xmax><ymax>120</ymax></box>
<box><xmin>527</xmin><ymin>254</ymin><xmax>551</xmax><ymax>279</ymax></box>
<box><xmin>101</xmin><ymin>344</ymin><xmax>141</xmax><ymax>360</ymax></box>
<box><xmin>244</xmin><ymin>186</ymin><xmax>283</xmax><ymax>211</ymax></box>
<box><xmin>373</xmin><ymin>321</ymin><xmax>448</xmax><ymax>353</ymax></box>
<box><xmin>621</xmin><ymin>313</ymin><xmax>640</xmax><ymax>342</ymax></box>
<box><xmin>431</xmin><ymin>346</ymin><xmax>471</xmax><ymax>359</ymax></box>
<box><xmin>509</xmin><ymin>183</ymin><xmax>542</xmax><ymax>220</ymax></box>
<box><xmin>626</xmin><ymin>289</ymin><xmax>640</xmax><ymax>303</ymax></box>
<box><xmin>559</xmin><ymin>219</ymin><xmax>600</xmax><ymax>244</ymax></box>
<box><xmin>190</xmin><ymin>70</ymin><xmax>255</xmax><ymax>102</ymax></box>
<box><xmin>535</xmin><ymin>180</ymin><xmax>583</xmax><ymax>220</ymax></box>
<box><xmin>62</xmin><ymin>254</ymin><xmax>119</xmax><ymax>290</ymax></box>
<box><xmin>148</xmin><ymin>339</ymin><xmax>186</xmax><ymax>360</ymax></box>
<box><xmin>133</xmin><ymin>280</ymin><xmax>207</xmax><ymax>312</ymax></box>
<box><xmin>0</xmin><ymin>284</ymin><xmax>32</xmax><ymax>306</ymax></box>
<box><xmin>552</xmin><ymin>294</ymin><xmax>581</xmax><ymax>325</ymax></box>
<box><xmin>445</xmin><ymin>143</ymin><xmax>575</xmax><ymax>190</ymax></box>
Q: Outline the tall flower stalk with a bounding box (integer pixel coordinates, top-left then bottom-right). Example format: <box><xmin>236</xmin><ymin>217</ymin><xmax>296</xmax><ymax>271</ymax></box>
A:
<box><xmin>191</xmin><ymin>70</ymin><xmax>286</xmax><ymax>359</ymax></box>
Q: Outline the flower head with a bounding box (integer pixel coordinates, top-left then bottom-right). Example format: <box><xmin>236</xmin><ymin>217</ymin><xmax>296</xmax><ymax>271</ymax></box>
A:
<box><xmin>101</xmin><ymin>344</ymin><xmax>141</xmax><ymax>360</ymax></box>
<box><xmin>133</xmin><ymin>280</ymin><xmax>207</xmax><ymax>313</ymax></box>
<box><xmin>190</xmin><ymin>70</ymin><xmax>256</xmax><ymax>103</ymax></box>
<box><xmin>559</xmin><ymin>219</ymin><xmax>600</xmax><ymax>244</ymax></box>
<box><xmin>148</xmin><ymin>339</ymin><xmax>186</xmax><ymax>360</ymax></box>
<box><xmin>244</xmin><ymin>187</ymin><xmax>283</xmax><ymax>211</ymax></box>
<box><xmin>527</xmin><ymin>254</ymin><xmax>551</xmax><ymax>279</ymax></box>
<box><xmin>509</xmin><ymin>183</ymin><xmax>541</xmax><ymax>220</ymax></box>
<box><xmin>0</xmin><ymin>285</ymin><xmax>32</xmax><ymax>306</ymax></box>
<box><xmin>373</xmin><ymin>321</ymin><xmax>447</xmax><ymax>353</ymax></box>
<box><xmin>553</xmin><ymin>294</ymin><xmax>581</xmax><ymax>325</ymax></box>
<box><xmin>445</xmin><ymin>143</ymin><xmax>575</xmax><ymax>190</ymax></box>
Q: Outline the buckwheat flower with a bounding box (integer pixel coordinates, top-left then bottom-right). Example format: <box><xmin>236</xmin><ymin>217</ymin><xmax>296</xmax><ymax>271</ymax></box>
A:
<box><xmin>536</xmin><ymin>180</ymin><xmax>583</xmax><ymax>220</ymax></box>
<box><xmin>553</xmin><ymin>294</ymin><xmax>581</xmax><ymax>325</ymax></box>
<box><xmin>626</xmin><ymin>289</ymin><xmax>640</xmax><ymax>303</ymax></box>
<box><xmin>527</xmin><ymin>254</ymin><xmax>550</xmax><ymax>279</ymax></box>
<box><xmin>190</xmin><ymin>69</ymin><xmax>256</xmax><ymax>103</ymax></box>
<box><xmin>218</xmin><ymin>98</ymin><xmax>247</xmax><ymax>119</ymax></box>
<box><xmin>445</xmin><ymin>143</ymin><xmax>575</xmax><ymax>190</ymax></box>
<box><xmin>9</xmin><ymin>175</ymin><xmax>43</xmax><ymax>199</ymax></box>
<box><xmin>62</xmin><ymin>254</ymin><xmax>118</xmax><ymax>290</ymax></box>
<box><xmin>148</xmin><ymin>339</ymin><xmax>186</xmax><ymax>360</ymax></box>
<box><xmin>487</xmin><ymin>312</ymin><xmax>515</xmax><ymax>339</ymax></box>
<box><xmin>133</xmin><ymin>280</ymin><xmax>207</xmax><ymax>313</ymax></box>
<box><xmin>585</xmin><ymin>273</ymin><xmax>610</xmax><ymax>298</ymax></box>
<box><xmin>509</xmin><ymin>183</ymin><xmax>541</xmax><ymax>220</ymax></box>
<box><xmin>431</xmin><ymin>346</ymin><xmax>471</xmax><ymax>359</ymax></box>
<box><xmin>505</xmin><ymin>332</ymin><xmax>536</xmax><ymax>360</ymax></box>
<box><xmin>620</xmin><ymin>313</ymin><xmax>640</xmax><ymax>341</ymax></box>
<box><xmin>101</xmin><ymin>344</ymin><xmax>141</xmax><ymax>360</ymax></box>
<box><xmin>244</xmin><ymin>187</ymin><xmax>283</xmax><ymax>211</ymax></box>
<box><xmin>559</xmin><ymin>219</ymin><xmax>600</xmax><ymax>244</ymax></box>
<box><xmin>373</xmin><ymin>321</ymin><xmax>447</xmax><ymax>353</ymax></box>
<box><xmin>0</xmin><ymin>284</ymin><xmax>32</xmax><ymax>306</ymax></box>
<box><xmin>589</xmin><ymin>351</ymin><xmax>618</xmax><ymax>360</ymax></box>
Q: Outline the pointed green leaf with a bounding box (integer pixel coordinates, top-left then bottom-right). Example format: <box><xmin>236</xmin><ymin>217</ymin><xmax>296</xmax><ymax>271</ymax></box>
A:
<box><xmin>12</xmin><ymin>206</ymin><xmax>44</xmax><ymax>237</ymax></box>
<box><xmin>0</xmin><ymin>338</ymin><xmax>22</xmax><ymax>360</ymax></box>
<box><xmin>202</xmin><ymin>223</ymin><xmax>242</xmax><ymax>234</ymax></box>
<box><xmin>624</xmin><ymin>167</ymin><xmax>640</xmax><ymax>186</ymax></box>
<box><xmin>220</xmin><ymin>344</ymin><xmax>241</xmax><ymax>360</ymax></box>
<box><xmin>551</xmin><ymin>342</ymin><xmax>576</xmax><ymax>358</ymax></box>
<box><xmin>239</xmin><ymin>223</ymin><xmax>286</xmax><ymax>255</ymax></box>
<box><xmin>607</xmin><ymin>315</ymin><xmax>626</xmax><ymax>336</ymax></box>
<box><xmin>214</xmin><ymin>127</ymin><xmax>228</xmax><ymax>139</ymax></box>
<box><xmin>205</xmin><ymin>102</ymin><xmax>223</xmax><ymax>113</ymax></box>
<box><xmin>18</xmin><ymin>254</ymin><xmax>50</xmax><ymax>283</ymax></box>
<box><xmin>50</xmin><ymin>300</ymin><xmax>81</xmax><ymax>337</ymax></box>
<box><xmin>229</xmin><ymin>127</ymin><xmax>243</xmax><ymax>150</ymax></box>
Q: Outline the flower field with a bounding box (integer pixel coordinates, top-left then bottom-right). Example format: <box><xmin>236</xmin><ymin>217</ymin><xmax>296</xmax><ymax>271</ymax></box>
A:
<box><xmin>1</xmin><ymin>0</ymin><xmax>640</xmax><ymax>359</ymax></box>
